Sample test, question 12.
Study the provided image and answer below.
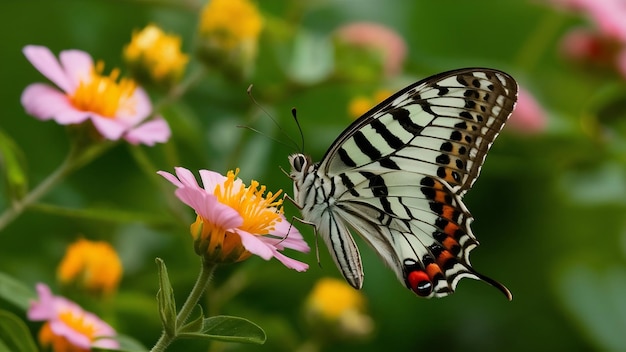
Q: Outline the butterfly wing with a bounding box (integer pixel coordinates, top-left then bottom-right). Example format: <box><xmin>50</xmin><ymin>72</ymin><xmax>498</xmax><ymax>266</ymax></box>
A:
<box><xmin>316</xmin><ymin>68</ymin><xmax>517</xmax><ymax>298</ymax></box>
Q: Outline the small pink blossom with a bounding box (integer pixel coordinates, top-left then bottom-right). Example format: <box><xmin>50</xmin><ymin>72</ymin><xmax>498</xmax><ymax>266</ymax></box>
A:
<box><xmin>28</xmin><ymin>283</ymin><xmax>119</xmax><ymax>350</ymax></box>
<box><xmin>335</xmin><ymin>22</ymin><xmax>407</xmax><ymax>77</ymax></box>
<box><xmin>21</xmin><ymin>45</ymin><xmax>171</xmax><ymax>146</ymax></box>
<box><xmin>552</xmin><ymin>0</ymin><xmax>626</xmax><ymax>43</ymax></box>
<box><xmin>507</xmin><ymin>87</ymin><xmax>548</xmax><ymax>134</ymax></box>
<box><xmin>158</xmin><ymin>167</ymin><xmax>310</xmax><ymax>271</ymax></box>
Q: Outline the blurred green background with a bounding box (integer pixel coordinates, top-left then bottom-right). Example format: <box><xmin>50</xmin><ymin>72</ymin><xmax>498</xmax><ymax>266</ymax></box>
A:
<box><xmin>2</xmin><ymin>0</ymin><xmax>626</xmax><ymax>351</ymax></box>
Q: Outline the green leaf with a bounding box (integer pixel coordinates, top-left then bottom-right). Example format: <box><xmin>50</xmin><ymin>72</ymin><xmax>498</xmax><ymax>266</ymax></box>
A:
<box><xmin>179</xmin><ymin>305</ymin><xmax>204</xmax><ymax>334</ymax></box>
<box><xmin>0</xmin><ymin>310</ymin><xmax>38</xmax><ymax>352</ymax></box>
<box><xmin>0</xmin><ymin>129</ymin><xmax>28</xmax><ymax>201</ymax></box>
<box><xmin>178</xmin><ymin>315</ymin><xmax>266</xmax><ymax>345</ymax></box>
<box><xmin>0</xmin><ymin>272</ymin><xmax>35</xmax><ymax>311</ymax></box>
<box><xmin>155</xmin><ymin>258</ymin><xmax>177</xmax><ymax>337</ymax></box>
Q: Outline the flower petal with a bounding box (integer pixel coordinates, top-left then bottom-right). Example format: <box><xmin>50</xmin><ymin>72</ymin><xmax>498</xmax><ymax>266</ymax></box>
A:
<box><xmin>175</xmin><ymin>187</ymin><xmax>243</xmax><ymax>229</ymax></box>
<box><xmin>115</xmin><ymin>86</ymin><xmax>152</xmax><ymax>125</ymax></box>
<box><xmin>90</xmin><ymin>115</ymin><xmax>128</xmax><ymax>140</ymax></box>
<box><xmin>235</xmin><ymin>230</ymin><xmax>274</xmax><ymax>260</ymax></box>
<box><xmin>199</xmin><ymin>169</ymin><xmax>228</xmax><ymax>194</ymax></box>
<box><xmin>49</xmin><ymin>319</ymin><xmax>92</xmax><ymax>349</ymax></box>
<box><xmin>269</xmin><ymin>249</ymin><xmax>309</xmax><ymax>272</ymax></box>
<box><xmin>173</xmin><ymin>167</ymin><xmax>202</xmax><ymax>189</ymax></box>
<box><xmin>21</xmin><ymin>83</ymin><xmax>92</xmax><ymax>124</ymax></box>
<box><xmin>27</xmin><ymin>283</ymin><xmax>55</xmax><ymax>321</ymax></box>
<box><xmin>58</xmin><ymin>49</ymin><xmax>94</xmax><ymax>93</ymax></box>
<box><xmin>270</xmin><ymin>219</ymin><xmax>310</xmax><ymax>252</ymax></box>
<box><xmin>23</xmin><ymin>45</ymin><xmax>74</xmax><ymax>93</ymax></box>
<box><xmin>124</xmin><ymin>117</ymin><xmax>171</xmax><ymax>146</ymax></box>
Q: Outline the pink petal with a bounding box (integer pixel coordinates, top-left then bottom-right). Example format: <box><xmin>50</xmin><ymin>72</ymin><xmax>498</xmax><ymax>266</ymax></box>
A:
<box><xmin>90</xmin><ymin>115</ymin><xmax>128</xmax><ymax>140</ymax></box>
<box><xmin>58</xmin><ymin>49</ymin><xmax>94</xmax><ymax>93</ymax></box>
<box><xmin>21</xmin><ymin>83</ymin><xmax>90</xmax><ymax>124</ymax></box>
<box><xmin>199</xmin><ymin>169</ymin><xmax>228</xmax><ymax>194</ymax></box>
<box><xmin>23</xmin><ymin>45</ymin><xmax>74</xmax><ymax>93</ymax></box>
<box><xmin>157</xmin><ymin>170</ymin><xmax>185</xmax><ymax>188</ymax></box>
<box><xmin>508</xmin><ymin>88</ymin><xmax>548</xmax><ymax>134</ymax></box>
<box><xmin>174</xmin><ymin>167</ymin><xmax>202</xmax><ymax>189</ymax></box>
<box><xmin>124</xmin><ymin>117</ymin><xmax>171</xmax><ymax>146</ymax></box>
<box><xmin>270</xmin><ymin>219</ymin><xmax>310</xmax><ymax>252</ymax></box>
<box><xmin>115</xmin><ymin>87</ymin><xmax>152</xmax><ymax>126</ymax></box>
<box><xmin>27</xmin><ymin>283</ymin><xmax>55</xmax><ymax>321</ymax></box>
<box><xmin>175</xmin><ymin>187</ymin><xmax>243</xmax><ymax>229</ymax></box>
<box><xmin>269</xmin><ymin>249</ymin><xmax>309</xmax><ymax>272</ymax></box>
<box><xmin>49</xmin><ymin>319</ymin><xmax>92</xmax><ymax>349</ymax></box>
<box><xmin>235</xmin><ymin>230</ymin><xmax>274</xmax><ymax>260</ymax></box>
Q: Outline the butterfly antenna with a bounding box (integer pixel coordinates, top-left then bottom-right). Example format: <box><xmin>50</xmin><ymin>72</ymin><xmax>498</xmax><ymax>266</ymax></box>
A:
<box><xmin>246</xmin><ymin>85</ymin><xmax>301</xmax><ymax>151</ymax></box>
<box><xmin>291</xmin><ymin>107</ymin><xmax>305</xmax><ymax>153</ymax></box>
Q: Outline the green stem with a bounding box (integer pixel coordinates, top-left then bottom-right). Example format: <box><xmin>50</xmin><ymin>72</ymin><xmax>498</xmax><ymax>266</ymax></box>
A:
<box><xmin>177</xmin><ymin>259</ymin><xmax>216</xmax><ymax>326</ymax></box>
<box><xmin>150</xmin><ymin>259</ymin><xmax>217</xmax><ymax>352</ymax></box>
<box><xmin>0</xmin><ymin>141</ymin><xmax>112</xmax><ymax>232</ymax></box>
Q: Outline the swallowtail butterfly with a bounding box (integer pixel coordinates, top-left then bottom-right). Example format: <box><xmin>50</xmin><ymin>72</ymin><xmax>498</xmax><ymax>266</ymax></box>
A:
<box><xmin>288</xmin><ymin>68</ymin><xmax>516</xmax><ymax>299</ymax></box>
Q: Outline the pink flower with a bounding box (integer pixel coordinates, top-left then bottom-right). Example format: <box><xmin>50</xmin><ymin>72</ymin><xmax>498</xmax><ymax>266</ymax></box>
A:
<box><xmin>507</xmin><ymin>87</ymin><xmax>548</xmax><ymax>134</ymax></box>
<box><xmin>28</xmin><ymin>283</ymin><xmax>119</xmax><ymax>350</ymax></box>
<box><xmin>158</xmin><ymin>167</ymin><xmax>310</xmax><ymax>271</ymax></box>
<box><xmin>335</xmin><ymin>22</ymin><xmax>407</xmax><ymax>77</ymax></box>
<box><xmin>21</xmin><ymin>45</ymin><xmax>170</xmax><ymax>146</ymax></box>
<box><xmin>552</xmin><ymin>0</ymin><xmax>626</xmax><ymax>43</ymax></box>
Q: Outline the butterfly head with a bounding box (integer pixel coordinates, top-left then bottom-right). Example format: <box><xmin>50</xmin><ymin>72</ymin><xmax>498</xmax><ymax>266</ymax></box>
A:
<box><xmin>288</xmin><ymin>153</ymin><xmax>313</xmax><ymax>177</ymax></box>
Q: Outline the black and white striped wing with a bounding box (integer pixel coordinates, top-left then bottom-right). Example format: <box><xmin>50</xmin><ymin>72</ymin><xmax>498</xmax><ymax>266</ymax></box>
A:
<box><xmin>290</xmin><ymin>68</ymin><xmax>517</xmax><ymax>299</ymax></box>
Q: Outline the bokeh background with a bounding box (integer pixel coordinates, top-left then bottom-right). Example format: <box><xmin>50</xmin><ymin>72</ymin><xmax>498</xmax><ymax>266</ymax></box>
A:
<box><xmin>2</xmin><ymin>0</ymin><xmax>626</xmax><ymax>351</ymax></box>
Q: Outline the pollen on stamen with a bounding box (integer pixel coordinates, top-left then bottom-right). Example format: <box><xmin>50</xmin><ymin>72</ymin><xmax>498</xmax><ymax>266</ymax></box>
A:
<box><xmin>69</xmin><ymin>61</ymin><xmax>138</xmax><ymax>118</ymax></box>
<box><xmin>214</xmin><ymin>169</ymin><xmax>284</xmax><ymax>235</ymax></box>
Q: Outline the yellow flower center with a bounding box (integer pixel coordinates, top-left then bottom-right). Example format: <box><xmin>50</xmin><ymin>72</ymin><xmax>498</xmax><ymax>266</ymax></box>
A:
<box><xmin>199</xmin><ymin>0</ymin><xmax>263</xmax><ymax>50</ymax></box>
<box><xmin>58</xmin><ymin>309</ymin><xmax>98</xmax><ymax>340</ymax></box>
<box><xmin>214</xmin><ymin>169</ymin><xmax>283</xmax><ymax>235</ymax></box>
<box><xmin>69</xmin><ymin>61</ymin><xmax>137</xmax><ymax>118</ymax></box>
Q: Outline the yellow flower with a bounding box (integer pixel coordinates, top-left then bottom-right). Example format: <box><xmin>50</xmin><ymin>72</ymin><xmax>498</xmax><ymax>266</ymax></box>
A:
<box><xmin>124</xmin><ymin>24</ymin><xmax>188</xmax><ymax>87</ymax></box>
<box><xmin>348</xmin><ymin>89</ymin><xmax>393</xmax><ymax>119</ymax></box>
<box><xmin>304</xmin><ymin>278</ymin><xmax>374</xmax><ymax>340</ymax></box>
<box><xmin>57</xmin><ymin>239</ymin><xmax>123</xmax><ymax>296</ymax></box>
<box><xmin>197</xmin><ymin>0</ymin><xmax>263</xmax><ymax>76</ymax></box>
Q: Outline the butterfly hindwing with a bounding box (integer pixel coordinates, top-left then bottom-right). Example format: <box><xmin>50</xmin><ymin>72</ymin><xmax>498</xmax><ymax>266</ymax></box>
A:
<box><xmin>289</xmin><ymin>68</ymin><xmax>517</xmax><ymax>299</ymax></box>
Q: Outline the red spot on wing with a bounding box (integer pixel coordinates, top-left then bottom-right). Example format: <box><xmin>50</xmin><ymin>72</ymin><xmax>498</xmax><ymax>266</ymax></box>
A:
<box><xmin>407</xmin><ymin>270</ymin><xmax>432</xmax><ymax>297</ymax></box>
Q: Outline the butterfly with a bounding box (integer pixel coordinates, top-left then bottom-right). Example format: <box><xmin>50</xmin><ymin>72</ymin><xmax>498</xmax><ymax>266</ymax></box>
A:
<box><xmin>288</xmin><ymin>68</ymin><xmax>517</xmax><ymax>299</ymax></box>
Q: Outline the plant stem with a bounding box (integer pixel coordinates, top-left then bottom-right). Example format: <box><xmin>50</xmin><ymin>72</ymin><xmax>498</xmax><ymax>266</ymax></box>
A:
<box><xmin>150</xmin><ymin>259</ymin><xmax>217</xmax><ymax>352</ymax></box>
<box><xmin>0</xmin><ymin>141</ymin><xmax>111</xmax><ymax>232</ymax></box>
<box><xmin>177</xmin><ymin>259</ymin><xmax>216</xmax><ymax>326</ymax></box>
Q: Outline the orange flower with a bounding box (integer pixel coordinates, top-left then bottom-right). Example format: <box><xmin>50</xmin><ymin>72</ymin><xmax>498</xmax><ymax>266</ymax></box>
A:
<box><xmin>57</xmin><ymin>239</ymin><xmax>122</xmax><ymax>296</ymax></box>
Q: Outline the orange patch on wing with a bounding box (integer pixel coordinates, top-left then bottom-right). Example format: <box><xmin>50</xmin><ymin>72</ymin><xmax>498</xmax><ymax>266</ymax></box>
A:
<box><xmin>436</xmin><ymin>249</ymin><xmax>454</xmax><ymax>266</ymax></box>
<box><xmin>441</xmin><ymin>205</ymin><xmax>455</xmax><ymax>220</ymax></box>
<box><xmin>434</xmin><ymin>190</ymin><xmax>448</xmax><ymax>204</ymax></box>
<box><xmin>426</xmin><ymin>263</ymin><xmax>442</xmax><ymax>278</ymax></box>
<box><xmin>444</xmin><ymin>222</ymin><xmax>460</xmax><ymax>237</ymax></box>
<box><xmin>442</xmin><ymin>236</ymin><xmax>459</xmax><ymax>250</ymax></box>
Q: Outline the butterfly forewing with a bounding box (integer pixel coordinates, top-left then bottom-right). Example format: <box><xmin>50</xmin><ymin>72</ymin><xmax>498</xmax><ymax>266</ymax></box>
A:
<box><xmin>290</xmin><ymin>68</ymin><xmax>516</xmax><ymax>299</ymax></box>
